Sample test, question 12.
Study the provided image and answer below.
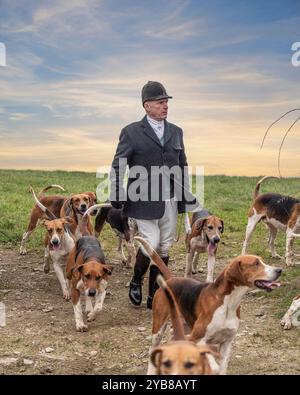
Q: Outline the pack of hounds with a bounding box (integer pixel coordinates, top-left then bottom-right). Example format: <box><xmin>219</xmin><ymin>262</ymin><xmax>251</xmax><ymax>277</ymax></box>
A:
<box><xmin>19</xmin><ymin>176</ymin><xmax>299</xmax><ymax>375</ymax></box>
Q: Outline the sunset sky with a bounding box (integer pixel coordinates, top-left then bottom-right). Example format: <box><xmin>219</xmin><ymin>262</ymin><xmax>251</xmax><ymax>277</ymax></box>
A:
<box><xmin>0</xmin><ymin>0</ymin><xmax>300</xmax><ymax>176</ymax></box>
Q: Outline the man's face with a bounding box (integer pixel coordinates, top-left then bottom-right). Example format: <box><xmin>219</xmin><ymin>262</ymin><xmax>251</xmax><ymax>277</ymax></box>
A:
<box><xmin>144</xmin><ymin>99</ymin><xmax>168</xmax><ymax>121</ymax></box>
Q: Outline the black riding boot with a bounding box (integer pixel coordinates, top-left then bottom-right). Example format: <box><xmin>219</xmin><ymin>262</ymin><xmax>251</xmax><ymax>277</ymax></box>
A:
<box><xmin>147</xmin><ymin>256</ymin><xmax>169</xmax><ymax>310</ymax></box>
<box><xmin>129</xmin><ymin>249</ymin><xmax>150</xmax><ymax>306</ymax></box>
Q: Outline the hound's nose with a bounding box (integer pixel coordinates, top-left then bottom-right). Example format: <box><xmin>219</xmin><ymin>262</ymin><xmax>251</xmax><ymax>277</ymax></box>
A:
<box><xmin>80</xmin><ymin>204</ymin><xmax>87</xmax><ymax>210</ymax></box>
<box><xmin>275</xmin><ymin>268</ymin><xmax>282</xmax><ymax>275</ymax></box>
<box><xmin>88</xmin><ymin>288</ymin><xmax>96</xmax><ymax>297</ymax></box>
<box><xmin>52</xmin><ymin>239</ymin><xmax>59</xmax><ymax>245</ymax></box>
<box><xmin>213</xmin><ymin>236</ymin><xmax>220</xmax><ymax>243</ymax></box>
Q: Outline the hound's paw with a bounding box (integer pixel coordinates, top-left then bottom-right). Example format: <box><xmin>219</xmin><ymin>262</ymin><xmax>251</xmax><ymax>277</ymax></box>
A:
<box><xmin>280</xmin><ymin>317</ymin><xmax>292</xmax><ymax>330</ymax></box>
<box><xmin>87</xmin><ymin>312</ymin><xmax>96</xmax><ymax>322</ymax></box>
<box><xmin>76</xmin><ymin>323</ymin><xmax>88</xmax><ymax>332</ymax></box>
<box><xmin>43</xmin><ymin>262</ymin><xmax>50</xmax><ymax>274</ymax></box>
<box><xmin>63</xmin><ymin>289</ymin><xmax>71</xmax><ymax>300</ymax></box>
<box><xmin>19</xmin><ymin>247</ymin><xmax>27</xmax><ymax>255</ymax></box>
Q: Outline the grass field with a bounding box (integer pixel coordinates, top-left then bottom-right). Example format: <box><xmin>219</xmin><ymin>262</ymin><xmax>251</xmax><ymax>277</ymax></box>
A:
<box><xmin>0</xmin><ymin>169</ymin><xmax>299</xmax><ymax>315</ymax></box>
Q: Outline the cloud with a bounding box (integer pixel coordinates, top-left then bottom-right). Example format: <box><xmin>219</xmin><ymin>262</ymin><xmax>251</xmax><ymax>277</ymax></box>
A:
<box><xmin>0</xmin><ymin>1</ymin><xmax>299</xmax><ymax>175</ymax></box>
<box><xmin>144</xmin><ymin>20</ymin><xmax>202</xmax><ymax>41</ymax></box>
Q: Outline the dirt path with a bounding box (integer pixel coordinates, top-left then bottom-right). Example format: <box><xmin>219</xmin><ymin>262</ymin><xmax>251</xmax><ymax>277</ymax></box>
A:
<box><xmin>0</xmin><ymin>247</ymin><xmax>299</xmax><ymax>375</ymax></box>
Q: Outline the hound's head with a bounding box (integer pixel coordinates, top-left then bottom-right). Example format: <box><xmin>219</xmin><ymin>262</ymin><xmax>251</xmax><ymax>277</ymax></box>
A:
<box><xmin>150</xmin><ymin>341</ymin><xmax>219</xmax><ymax>375</ymax></box>
<box><xmin>77</xmin><ymin>261</ymin><xmax>113</xmax><ymax>297</ymax></box>
<box><xmin>193</xmin><ymin>215</ymin><xmax>224</xmax><ymax>254</ymax></box>
<box><xmin>224</xmin><ymin>255</ymin><xmax>282</xmax><ymax>291</ymax></box>
<box><xmin>42</xmin><ymin>217</ymin><xmax>73</xmax><ymax>250</ymax></box>
<box><xmin>70</xmin><ymin>193</ymin><xmax>91</xmax><ymax>215</ymax></box>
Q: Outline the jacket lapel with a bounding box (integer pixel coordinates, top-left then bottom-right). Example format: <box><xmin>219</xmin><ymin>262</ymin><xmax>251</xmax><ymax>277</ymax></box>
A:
<box><xmin>141</xmin><ymin>116</ymin><xmax>163</xmax><ymax>147</ymax></box>
<box><xmin>163</xmin><ymin>120</ymin><xmax>172</xmax><ymax>145</ymax></box>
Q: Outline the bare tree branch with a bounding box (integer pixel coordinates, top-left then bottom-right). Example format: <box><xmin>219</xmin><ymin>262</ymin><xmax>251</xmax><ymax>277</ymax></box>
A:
<box><xmin>260</xmin><ymin>108</ymin><xmax>300</xmax><ymax>149</ymax></box>
<box><xmin>277</xmin><ymin>116</ymin><xmax>300</xmax><ymax>177</ymax></box>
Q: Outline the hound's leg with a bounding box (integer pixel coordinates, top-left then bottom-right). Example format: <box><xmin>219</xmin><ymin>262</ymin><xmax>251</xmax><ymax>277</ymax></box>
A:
<box><xmin>20</xmin><ymin>230</ymin><xmax>34</xmax><ymax>255</ymax></box>
<box><xmin>242</xmin><ymin>213</ymin><xmax>262</xmax><ymax>254</ymax></box>
<box><xmin>219</xmin><ymin>339</ymin><xmax>233</xmax><ymax>375</ymax></box>
<box><xmin>85</xmin><ymin>295</ymin><xmax>93</xmax><ymax>314</ymax></box>
<box><xmin>192</xmin><ymin>251</ymin><xmax>200</xmax><ymax>274</ymax></box>
<box><xmin>72</xmin><ymin>291</ymin><xmax>87</xmax><ymax>332</ymax></box>
<box><xmin>43</xmin><ymin>247</ymin><xmax>50</xmax><ymax>273</ymax></box>
<box><xmin>87</xmin><ymin>290</ymin><xmax>107</xmax><ymax>322</ymax></box>
<box><xmin>87</xmin><ymin>280</ymin><xmax>108</xmax><ymax>322</ymax></box>
<box><xmin>53</xmin><ymin>260</ymin><xmax>70</xmax><ymax>300</ymax></box>
<box><xmin>285</xmin><ymin>228</ymin><xmax>295</xmax><ymax>267</ymax></box>
<box><xmin>185</xmin><ymin>250</ymin><xmax>194</xmax><ymax>277</ymax></box>
<box><xmin>125</xmin><ymin>241</ymin><xmax>136</xmax><ymax>268</ymax></box>
<box><xmin>206</xmin><ymin>254</ymin><xmax>216</xmax><ymax>283</ymax></box>
<box><xmin>268</xmin><ymin>225</ymin><xmax>281</xmax><ymax>258</ymax></box>
<box><xmin>117</xmin><ymin>236</ymin><xmax>122</xmax><ymax>252</ymax></box>
<box><xmin>280</xmin><ymin>294</ymin><xmax>300</xmax><ymax>330</ymax></box>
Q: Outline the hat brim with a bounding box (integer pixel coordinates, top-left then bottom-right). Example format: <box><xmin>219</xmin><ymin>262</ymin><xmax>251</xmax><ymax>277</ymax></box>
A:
<box><xmin>143</xmin><ymin>95</ymin><xmax>172</xmax><ymax>104</ymax></box>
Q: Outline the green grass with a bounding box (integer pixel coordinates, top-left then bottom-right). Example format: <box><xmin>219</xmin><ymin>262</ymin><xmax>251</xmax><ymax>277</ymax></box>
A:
<box><xmin>0</xmin><ymin>169</ymin><xmax>300</xmax><ymax>313</ymax></box>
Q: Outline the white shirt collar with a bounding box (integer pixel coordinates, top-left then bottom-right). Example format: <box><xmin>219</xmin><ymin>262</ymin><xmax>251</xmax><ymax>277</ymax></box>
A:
<box><xmin>146</xmin><ymin>115</ymin><xmax>164</xmax><ymax>127</ymax></box>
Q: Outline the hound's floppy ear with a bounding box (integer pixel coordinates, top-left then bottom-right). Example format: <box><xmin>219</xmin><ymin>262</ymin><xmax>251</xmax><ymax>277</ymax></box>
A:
<box><xmin>197</xmin><ymin>345</ymin><xmax>220</xmax><ymax>375</ymax></box>
<box><xmin>77</xmin><ymin>265</ymin><xmax>84</xmax><ymax>273</ymax></box>
<box><xmin>220</xmin><ymin>220</ymin><xmax>224</xmax><ymax>233</ymax></box>
<box><xmin>225</xmin><ymin>258</ymin><xmax>244</xmax><ymax>285</ymax></box>
<box><xmin>40</xmin><ymin>219</ymin><xmax>49</xmax><ymax>227</ymax></box>
<box><xmin>60</xmin><ymin>198</ymin><xmax>72</xmax><ymax>217</ymax></box>
<box><xmin>199</xmin><ymin>345</ymin><xmax>220</xmax><ymax>359</ymax></box>
<box><xmin>195</xmin><ymin>218</ymin><xmax>207</xmax><ymax>233</ymax></box>
<box><xmin>103</xmin><ymin>265</ymin><xmax>113</xmax><ymax>276</ymax></box>
<box><xmin>61</xmin><ymin>216</ymin><xmax>75</xmax><ymax>225</ymax></box>
<box><xmin>86</xmin><ymin>192</ymin><xmax>97</xmax><ymax>203</ymax></box>
<box><xmin>150</xmin><ymin>347</ymin><xmax>164</xmax><ymax>369</ymax></box>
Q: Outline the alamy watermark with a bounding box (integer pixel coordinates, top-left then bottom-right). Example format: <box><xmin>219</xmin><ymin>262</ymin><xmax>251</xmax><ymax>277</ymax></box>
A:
<box><xmin>0</xmin><ymin>302</ymin><xmax>6</xmax><ymax>327</ymax></box>
<box><xmin>96</xmin><ymin>163</ymin><xmax>204</xmax><ymax>211</ymax></box>
<box><xmin>0</xmin><ymin>42</ymin><xmax>6</xmax><ymax>67</ymax></box>
<box><xmin>291</xmin><ymin>42</ymin><xmax>300</xmax><ymax>67</ymax></box>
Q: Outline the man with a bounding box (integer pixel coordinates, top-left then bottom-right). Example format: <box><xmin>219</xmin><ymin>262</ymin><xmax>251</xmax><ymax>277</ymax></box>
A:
<box><xmin>110</xmin><ymin>81</ymin><xmax>198</xmax><ymax>309</ymax></box>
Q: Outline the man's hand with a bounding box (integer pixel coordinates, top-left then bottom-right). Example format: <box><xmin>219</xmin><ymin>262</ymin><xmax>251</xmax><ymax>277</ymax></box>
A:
<box><xmin>110</xmin><ymin>201</ymin><xmax>124</xmax><ymax>210</ymax></box>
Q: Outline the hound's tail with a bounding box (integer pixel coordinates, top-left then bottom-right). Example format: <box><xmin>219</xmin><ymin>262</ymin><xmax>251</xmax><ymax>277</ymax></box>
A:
<box><xmin>37</xmin><ymin>184</ymin><xmax>65</xmax><ymax>199</ymax></box>
<box><xmin>29</xmin><ymin>186</ymin><xmax>57</xmax><ymax>220</ymax></box>
<box><xmin>156</xmin><ymin>275</ymin><xmax>185</xmax><ymax>340</ymax></box>
<box><xmin>81</xmin><ymin>203</ymin><xmax>112</xmax><ymax>236</ymax></box>
<box><xmin>253</xmin><ymin>176</ymin><xmax>280</xmax><ymax>200</ymax></box>
<box><xmin>134</xmin><ymin>236</ymin><xmax>172</xmax><ymax>280</ymax></box>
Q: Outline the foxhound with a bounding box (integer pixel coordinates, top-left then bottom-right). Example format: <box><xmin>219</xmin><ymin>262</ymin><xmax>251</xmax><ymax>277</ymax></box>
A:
<box><xmin>242</xmin><ymin>176</ymin><xmax>300</xmax><ymax>266</ymax></box>
<box><xmin>20</xmin><ymin>184</ymin><xmax>98</xmax><ymax>254</ymax></box>
<box><xmin>280</xmin><ymin>293</ymin><xmax>300</xmax><ymax>330</ymax></box>
<box><xmin>66</xmin><ymin>232</ymin><xmax>113</xmax><ymax>332</ymax></box>
<box><xmin>94</xmin><ymin>206</ymin><xmax>138</xmax><ymax>268</ymax></box>
<box><xmin>150</xmin><ymin>275</ymin><xmax>220</xmax><ymax>375</ymax></box>
<box><xmin>28</xmin><ymin>187</ymin><xmax>76</xmax><ymax>299</ymax></box>
<box><xmin>185</xmin><ymin>209</ymin><xmax>224</xmax><ymax>282</ymax></box>
<box><xmin>135</xmin><ymin>236</ymin><xmax>282</xmax><ymax>375</ymax></box>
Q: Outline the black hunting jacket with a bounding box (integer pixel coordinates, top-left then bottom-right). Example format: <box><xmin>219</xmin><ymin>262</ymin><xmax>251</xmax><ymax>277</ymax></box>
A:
<box><xmin>109</xmin><ymin>116</ymin><xmax>198</xmax><ymax>220</ymax></box>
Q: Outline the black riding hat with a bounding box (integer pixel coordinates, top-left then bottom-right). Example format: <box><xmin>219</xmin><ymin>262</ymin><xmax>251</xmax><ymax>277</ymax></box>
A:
<box><xmin>141</xmin><ymin>81</ymin><xmax>172</xmax><ymax>105</ymax></box>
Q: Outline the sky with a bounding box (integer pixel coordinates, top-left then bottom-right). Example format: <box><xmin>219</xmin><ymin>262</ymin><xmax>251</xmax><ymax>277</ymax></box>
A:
<box><xmin>0</xmin><ymin>0</ymin><xmax>300</xmax><ymax>176</ymax></box>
